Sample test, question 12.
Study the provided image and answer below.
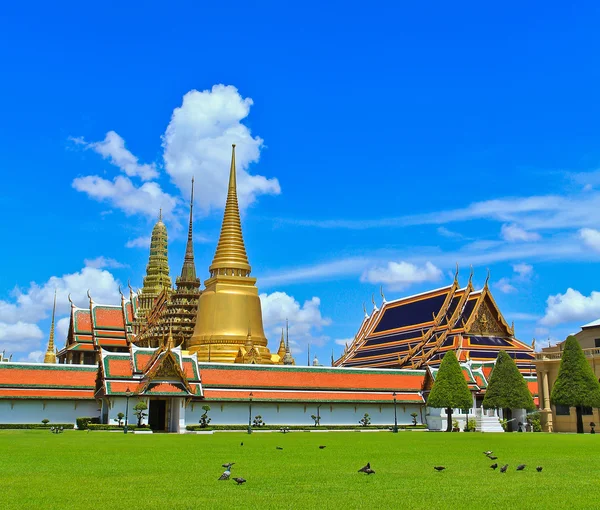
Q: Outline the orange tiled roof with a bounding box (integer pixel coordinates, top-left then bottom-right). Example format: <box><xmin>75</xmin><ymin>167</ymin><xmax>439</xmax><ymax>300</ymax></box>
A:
<box><xmin>93</xmin><ymin>306</ymin><xmax>125</xmax><ymax>330</ymax></box>
<box><xmin>0</xmin><ymin>388</ymin><xmax>95</xmax><ymax>399</ymax></box>
<box><xmin>0</xmin><ymin>364</ymin><xmax>96</xmax><ymax>388</ymax></box>
<box><xmin>199</xmin><ymin>365</ymin><xmax>425</xmax><ymax>392</ymax></box>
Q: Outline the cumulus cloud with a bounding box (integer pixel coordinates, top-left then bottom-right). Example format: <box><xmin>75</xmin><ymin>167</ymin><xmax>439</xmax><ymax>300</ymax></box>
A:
<box><xmin>437</xmin><ymin>226</ymin><xmax>464</xmax><ymax>239</ymax></box>
<box><xmin>27</xmin><ymin>351</ymin><xmax>44</xmax><ymax>363</ymax></box>
<box><xmin>72</xmin><ymin>175</ymin><xmax>178</xmax><ymax>219</ymax></box>
<box><xmin>0</xmin><ymin>266</ymin><xmax>122</xmax><ymax>355</ymax></box>
<box><xmin>71</xmin><ymin>131</ymin><xmax>158</xmax><ymax>180</ymax></box>
<box><xmin>163</xmin><ymin>84</ymin><xmax>281</xmax><ymax>213</ymax></box>
<box><xmin>580</xmin><ymin>228</ymin><xmax>600</xmax><ymax>252</ymax></box>
<box><xmin>501</xmin><ymin>224</ymin><xmax>541</xmax><ymax>242</ymax></box>
<box><xmin>334</xmin><ymin>338</ymin><xmax>353</xmax><ymax>346</ymax></box>
<box><xmin>260</xmin><ymin>292</ymin><xmax>331</xmax><ymax>351</ymax></box>
<box><xmin>360</xmin><ymin>261</ymin><xmax>442</xmax><ymax>290</ymax></box>
<box><xmin>540</xmin><ymin>288</ymin><xmax>600</xmax><ymax>326</ymax></box>
<box><xmin>494</xmin><ymin>278</ymin><xmax>517</xmax><ymax>294</ymax></box>
<box><xmin>83</xmin><ymin>256</ymin><xmax>127</xmax><ymax>269</ymax></box>
<box><xmin>513</xmin><ymin>263</ymin><xmax>533</xmax><ymax>280</ymax></box>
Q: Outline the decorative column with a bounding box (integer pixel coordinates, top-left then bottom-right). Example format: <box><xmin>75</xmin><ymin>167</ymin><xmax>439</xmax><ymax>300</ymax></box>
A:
<box><xmin>542</xmin><ymin>370</ymin><xmax>553</xmax><ymax>432</ymax></box>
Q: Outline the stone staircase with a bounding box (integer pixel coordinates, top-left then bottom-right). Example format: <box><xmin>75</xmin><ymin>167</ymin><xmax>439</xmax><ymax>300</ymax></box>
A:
<box><xmin>475</xmin><ymin>408</ymin><xmax>504</xmax><ymax>432</ymax></box>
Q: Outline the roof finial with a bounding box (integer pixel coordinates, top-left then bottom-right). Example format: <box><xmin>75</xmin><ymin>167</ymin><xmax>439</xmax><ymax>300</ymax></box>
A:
<box><xmin>454</xmin><ymin>262</ymin><xmax>459</xmax><ymax>284</ymax></box>
<box><xmin>468</xmin><ymin>265</ymin><xmax>474</xmax><ymax>285</ymax></box>
<box><xmin>86</xmin><ymin>289</ymin><xmax>92</xmax><ymax>302</ymax></box>
<box><xmin>209</xmin><ymin>144</ymin><xmax>251</xmax><ymax>276</ymax></box>
<box><xmin>380</xmin><ymin>285</ymin><xmax>386</xmax><ymax>303</ymax></box>
<box><xmin>484</xmin><ymin>268</ymin><xmax>490</xmax><ymax>288</ymax></box>
<box><xmin>372</xmin><ymin>293</ymin><xmax>378</xmax><ymax>311</ymax></box>
<box><xmin>159</xmin><ymin>208</ymin><xmax>162</xmax><ymax>221</ymax></box>
<box><xmin>180</xmin><ymin>176</ymin><xmax>198</xmax><ymax>282</ymax></box>
<box><xmin>363</xmin><ymin>302</ymin><xmax>368</xmax><ymax>318</ymax></box>
<box><xmin>44</xmin><ymin>290</ymin><xmax>58</xmax><ymax>364</ymax></box>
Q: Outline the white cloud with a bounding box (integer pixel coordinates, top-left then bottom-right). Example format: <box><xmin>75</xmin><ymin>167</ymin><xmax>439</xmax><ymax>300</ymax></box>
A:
<box><xmin>513</xmin><ymin>263</ymin><xmax>533</xmax><ymax>279</ymax></box>
<box><xmin>360</xmin><ymin>261</ymin><xmax>442</xmax><ymax>290</ymax></box>
<box><xmin>580</xmin><ymin>228</ymin><xmax>600</xmax><ymax>252</ymax></box>
<box><xmin>72</xmin><ymin>175</ymin><xmax>178</xmax><ymax>219</ymax></box>
<box><xmin>0</xmin><ymin>322</ymin><xmax>44</xmax><ymax>354</ymax></box>
<box><xmin>125</xmin><ymin>236</ymin><xmax>151</xmax><ymax>249</ymax></box>
<box><xmin>334</xmin><ymin>338</ymin><xmax>353</xmax><ymax>346</ymax></box>
<box><xmin>501</xmin><ymin>224</ymin><xmax>541</xmax><ymax>242</ymax></box>
<box><xmin>27</xmin><ymin>351</ymin><xmax>44</xmax><ymax>363</ymax></box>
<box><xmin>540</xmin><ymin>288</ymin><xmax>600</xmax><ymax>326</ymax></box>
<box><xmin>71</xmin><ymin>131</ymin><xmax>158</xmax><ymax>181</ymax></box>
<box><xmin>534</xmin><ymin>327</ymin><xmax>549</xmax><ymax>337</ymax></box>
<box><xmin>56</xmin><ymin>317</ymin><xmax>70</xmax><ymax>341</ymax></box>
<box><xmin>83</xmin><ymin>256</ymin><xmax>127</xmax><ymax>269</ymax></box>
<box><xmin>494</xmin><ymin>278</ymin><xmax>517</xmax><ymax>294</ymax></box>
<box><xmin>437</xmin><ymin>226</ymin><xmax>463</xmax><ymax>239</ymax></box>
<box><xmin>260</xmin><ymin>292</ymin><xmax>331</xmax><ymax>351</ymax></box>
<box><xmin>162</xmin><ymin>84</ymin><xmax>281</xmax><ymax>213</ymax></box>
<box><xmin>508</xmin><ymin>313</ymin><xmax>540</xmax><ymax>321</ymax></box>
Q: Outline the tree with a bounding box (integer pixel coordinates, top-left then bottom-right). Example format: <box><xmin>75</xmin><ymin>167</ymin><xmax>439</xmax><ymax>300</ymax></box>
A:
<box><xmin>199</xmin><ymin>405</ymin><xmax>211</xmax><ymax>428</ymax></box>
<box><xmin>113</xmin><ymin>412</ymin><xmax>125</xmax><ymax>427</ymax></box>
<box><xmin>359</xmin><ymin>413</ymin><xmax>371</xmax><ymax>427</ymax></box>
<box><xmin>551</xmin><ymin>336</ymin><xmax>600</xmax><ymax>434</ymax></box>
<box><xmin>133</xmin><ymin>401</ymin><xmax>148</xmax><ymax>427</ymax></box>
<box><xmin>483</xmin><ymin>350</ymin><xmax>535</xmax><ymax>426</ymax></box>
<box><xmin>427</xmin><ymin>350</ymin><xmax>472</xmax><ymax>432</ymax></box>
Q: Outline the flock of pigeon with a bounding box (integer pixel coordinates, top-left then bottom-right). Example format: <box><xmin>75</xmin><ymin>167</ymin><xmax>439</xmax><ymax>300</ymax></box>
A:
<box><xmin>217</xmin><ymin>444</ymin><xmax>544</xmax><ymax>484</ymax></box>
<box><xmin>433</xmin><ymin>450</ymin><xmax>543</xmax><ymax>473</ymax></box>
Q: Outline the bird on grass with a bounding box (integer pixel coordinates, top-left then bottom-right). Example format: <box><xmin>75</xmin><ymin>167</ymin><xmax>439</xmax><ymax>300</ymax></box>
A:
<box><xmin>240</xmin><ymin>442</ymin><xmax>243</xmax><ymax>446</ymax></box>
<box><xmin>358</xmin><ymin>462</ymin><xmax>371</xmax><ymax>473</ymax></box>
<box><xmin>536</xmin><ymin>466</ymin><xmax>543</xmax><ymax>472</ymax></box>
<box><xmin>483</xmin><ymin>451</ymin><xmax>493</xmax><ymax>456</ymax></box>
<box><xmin>500</xmin><ymin>464</ymin><xmax>508</xmax><ymax>473</ymax></box>
<box><xmin>319</xmin><ymin>445</ymin><xmax>326</xmax><ymax>449</ymax></box>
<box><xmin>363</xmin><ymin>467</ymin><xmax>376</xmax><ymax>475</ymax></box>
<box><xmin>218</xmin><ymin>470</ymin><xmax>231</xmax><ymax>481</ymax></box>
<box><xmin>276</xmin><ymin>446</ymin><xmax>284</xmax><ymax>450</ymax></box>
<box><xmin>488</xmin><ymin>456</ymin><xmax>498</xmax><ymax>460</ymax></box>
<box><xmin>233</xmin><ymin>477</ymin><xmax>246</xmax><ymax>485</ymax></box>
<box><xmin>490</xmin><ymin>463</ymin><xmax>498</xmax><ymax>470</ymax></box>
<box><xmin>222</xmin><ymin>463</ymin><xmax>235</xmax><ymax>470</ymax></box>
<box><xmin>516</xmin><ymin>464</ymin><xmax>526</xmax><ymax>471</ymax></box>
<box><xmin>434</xmin><ymin>466</ymin><xmax>446</xmax><ymax>471</ymax></box>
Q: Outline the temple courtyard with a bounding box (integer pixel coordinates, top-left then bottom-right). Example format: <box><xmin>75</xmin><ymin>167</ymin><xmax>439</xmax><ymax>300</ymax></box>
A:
<box><xmin>2</xmin><ymin>431</ymin><xmax>598</xmax><ymax>509</ymax></box>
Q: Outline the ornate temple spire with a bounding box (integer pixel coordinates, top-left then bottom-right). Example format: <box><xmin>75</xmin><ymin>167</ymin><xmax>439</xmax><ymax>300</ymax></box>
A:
<box><xmin>44</xmin><ymin>290</ymin><xmax>57</xmax><ymax>364</ymax></box>
<box><xmin>283</xmin><ymin>319</ymin><xmax>295</xmax><ymax>365</ymax></box>
<box><xmin>209</xmin><ymin>145</ymin><xmax>251</xmax><ymax>277</ymax></box>
<box><xmin>143</xmin><ymin>211</ymin><xmax>172</xmax><ymax>293</ymax></box>
<box><xmin>180</xmin><ymin>177</ymin><xmax>197</xmax><ymax>282</ymax></box>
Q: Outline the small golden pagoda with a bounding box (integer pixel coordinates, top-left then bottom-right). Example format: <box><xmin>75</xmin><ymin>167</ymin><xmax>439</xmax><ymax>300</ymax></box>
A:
<box><xmin>188</xmin><ymin>145</ymin><xmax>274</xmax><ymax>363</ymax></box>
<box><xmin>43</xmin><ymin>290</ymin><xmax>57</xmax><ymax>364</ymax></box>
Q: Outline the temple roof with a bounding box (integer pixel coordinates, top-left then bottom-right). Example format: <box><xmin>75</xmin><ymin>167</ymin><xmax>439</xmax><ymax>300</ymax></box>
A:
<box><xmin>336</xmin><ymin>274</ymin><xmax>535</xmax><ymax>375</ymax></box>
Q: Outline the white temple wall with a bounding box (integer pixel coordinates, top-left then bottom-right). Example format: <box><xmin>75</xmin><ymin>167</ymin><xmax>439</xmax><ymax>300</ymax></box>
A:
<box><xmin>185</xmin><ymin>401</ymin><xmax>424</xmax><ymax>427</ymax></box>
<box><xmin>0</xmin><ymin>400</ymin><xmax>99</xmax><ymax>425</ymax></box>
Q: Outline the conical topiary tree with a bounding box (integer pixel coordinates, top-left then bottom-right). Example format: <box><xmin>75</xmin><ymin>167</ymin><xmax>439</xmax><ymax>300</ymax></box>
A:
<box><xmin>427</xmin><ymin>350</ymin><xmax>473</xmax><ymax>432</ymax></box>
<box><xmin>483</xmin><ymin>351</ymin><xmax>535</xmax><ymax>425</ymax></box>
<box><xmin>551</xmin><ymin>335</ymin><xmax>600</xmax><ymax>433</ymax></box>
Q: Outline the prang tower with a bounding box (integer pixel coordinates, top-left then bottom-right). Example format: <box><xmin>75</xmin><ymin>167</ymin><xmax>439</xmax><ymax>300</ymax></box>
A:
<box><xmin>188</xmin><ymin>145</ymin><xmax>273</xmax><ymax>363</ymax></box>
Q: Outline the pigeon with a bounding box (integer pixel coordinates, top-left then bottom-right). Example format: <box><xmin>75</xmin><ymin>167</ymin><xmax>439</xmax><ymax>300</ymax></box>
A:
<box><xmin>490</xmin><ymin>463</ymin><xmax>498</xmax><ymax>470</ymax></box>
<box><xmin>319</xmin><ymin>445</ymin><xmax>326</xmax><ymax>449</ymax></box>
<box><xmin>500</xmin><ymin>464</ymin><xmax>508</xmax><ymax>473</ymax></box>
<box><xmin>536</xmin><ymin>466</ymin><xmax>543</xmax><ymax>472</ymax></box>
<box><xmin>488</xmin><ymin>456</ymin><xmax>498</xmax><ymax>460</ymax></box>
<box><xmin>240</xmin><ymin>442</ymin><xmax>243</xmax><ymax>446</ymax></box>
<box><xmin>218</xmin><ymin>470</ymin><xmax>231</xmax><ymax>481</ymax></box>
<box><xmin>233</xmin><ymin>477</ymin><xmax>246</xmax><ymax>485</ymax></box>
<box><xmin>222</xmin><ymin>463</ymin><xmax>235</xmax><ymax>470</ymax></box>
<box><xmin>358</xmin><ymin>462</ymin><xmax>371</xmax><ymax>473</ymax></box>
<box><xmin>434</xmin><ymin>466</ymin><xmax>446</xmax><ymax>471</ymax></box>
<box><xmin>516</xmin><ymin>464</ymin><xmax>526</xmax><ymax>471</ymax></box>
<box><xmin>483</xmin><ymin>450</ymin><xmax>493</xmax><ymax>456</ymax></box>
<box><xmin>363</xmin><ymin>467</ymin><xmax>376</xmax><ymax>475</ymax></box>
<box><xmin>276</xmin><ymin>446</ymin><xmax>284</xmax><ymax>450</ymax></box>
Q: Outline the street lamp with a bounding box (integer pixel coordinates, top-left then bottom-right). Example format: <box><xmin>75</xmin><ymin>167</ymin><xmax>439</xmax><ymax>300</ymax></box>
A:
<box><xmin>248</xmin><ymin>392</ymin><xmax>253</xmax><ymax>434</ymax></box>
<box><xmin>124</xmin><ymin>387</ymin><xmax>132</xmax><ymax>434</ymax></box>
<box><xmin>392</xmin><ymin>391</ymin><xmax>398</xmax><ymax>433</ymax></box>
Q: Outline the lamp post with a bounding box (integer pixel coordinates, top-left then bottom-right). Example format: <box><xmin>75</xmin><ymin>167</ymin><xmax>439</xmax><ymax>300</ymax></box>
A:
<box><xmin>392</xmin><ymin>391</ymin><xmax>398</xmax><ymax>433</ymax></box>
<box><xmin>124</xmin><ymin>387</ymin><xmax>132</xmax><ymax>434</ymax></box>
<box><xmin>248</xmin><ymin>392</ymin><xmax>253</xmax><ymax>434</ymax></box>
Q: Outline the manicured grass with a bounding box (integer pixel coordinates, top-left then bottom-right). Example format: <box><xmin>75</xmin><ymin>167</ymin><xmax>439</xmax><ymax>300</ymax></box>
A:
<box><xmin>1</xmin><ymin>430</ymin><xmax>598</xmax><ymax>509</ymax></box>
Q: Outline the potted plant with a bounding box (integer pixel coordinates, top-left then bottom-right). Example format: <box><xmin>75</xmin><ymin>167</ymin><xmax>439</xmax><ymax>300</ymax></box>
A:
<box><xmin>590</xmin><ymin>422</ymin><xmax>596</xmax><ymax>434</ymax></box>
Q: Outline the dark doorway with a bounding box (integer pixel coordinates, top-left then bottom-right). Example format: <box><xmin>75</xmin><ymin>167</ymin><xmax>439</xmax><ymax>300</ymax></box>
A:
<box><xmin>149</xmin><ymin>400</ymin><xmax>166</xmax><ymax>431</ymax></box>
<box><xmin>503</xmin><ymin>408</ymin><xmax>513</xmax><ymax>432</ymax></box>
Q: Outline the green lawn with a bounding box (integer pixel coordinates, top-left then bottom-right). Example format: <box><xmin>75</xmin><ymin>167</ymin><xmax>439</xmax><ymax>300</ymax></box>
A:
<box><xmin>1</xmin><ymin>430</ymin><xmax>598</xmax><ymax>509</ymax></box>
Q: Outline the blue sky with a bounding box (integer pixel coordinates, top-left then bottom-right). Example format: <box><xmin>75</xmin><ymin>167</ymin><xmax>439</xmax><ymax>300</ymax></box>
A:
<box><xmin>3</xmin><ymin>2</ymin><xmax>600</xmax><ymax>363</ymax></box>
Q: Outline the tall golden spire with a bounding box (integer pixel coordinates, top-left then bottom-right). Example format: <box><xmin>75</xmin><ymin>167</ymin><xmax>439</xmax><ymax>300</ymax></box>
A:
<box><xmin>180</xmin><ymin>177</ymin><xmax>197</xmax><ymax>282</ymax></box>
<box><xmin>44</xmin><ymin>290</ymin><xmax>57</xmax><ymax>364</ymax></box>
<box><xmin>209</xmin><ymin>145</ymin><xmax>251</xmax><ymax>277</ymax></box>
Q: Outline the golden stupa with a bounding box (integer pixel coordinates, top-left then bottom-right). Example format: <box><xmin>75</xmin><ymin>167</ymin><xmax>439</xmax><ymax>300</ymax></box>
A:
<box><xmin>188</xmin><ymin>145</ymin><xmax>274</xmax><ymax>363</ymax></box>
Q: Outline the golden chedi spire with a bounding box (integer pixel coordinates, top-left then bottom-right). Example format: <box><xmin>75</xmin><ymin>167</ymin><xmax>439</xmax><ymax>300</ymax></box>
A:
<box><xmin>44</xmin><ymin>290</ymin><xmax>57</xmax><ymax>364</ymax></box>
<box><xmin>189</xmin><ymin>144</ymin><xmax>272</xmax><ymax>363</ymax></box>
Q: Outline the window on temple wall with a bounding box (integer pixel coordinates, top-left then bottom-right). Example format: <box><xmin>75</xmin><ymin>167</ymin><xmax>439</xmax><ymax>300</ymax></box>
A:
<box><xmin>582</xmin><ymin>406</ymin><xmax>593</xmax><ymax>415</ymax></box>
<box><xmin>555</xmin><ymin>404</ymin><xmax>570</xmax><ymax>416</ymax></box>
<box><xmin>595</xmin><ymin>339</ymin><xmax>600</xmax><ymax>348</ymax></box>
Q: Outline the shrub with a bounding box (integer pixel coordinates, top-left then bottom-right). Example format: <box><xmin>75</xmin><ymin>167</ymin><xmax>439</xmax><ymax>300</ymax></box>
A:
<box><xmin>133</xmin><ymin>401</ymin><xmax>148</xmax><ymax>427</ymax></box>
<box><xmin>528</xmin><ymin>412</ymin><xmax>542</xmax><ymax>432</ymax></box>
<box><xmin>359</xmin><ymin>413</ymin><xmax>371</xmax><ymax>427</ymax></box>
<box><xmin>87</xmin><ymin>424</ymin><xmax>147</xmax><ymax>431</ymax></box>
<box><xmin>253</xmin><ymin>415</ymin><xmax>265</xmax><ymax>427</ymax></box>
<box><xmin>464</xmin><ymin>419</ymin><xmax>477</xmax><ymax>432</ymax></box>
<box><xmin>0</xmin><ymin>424</ymin><xmax>74</xmax><ymax>429</ymax></box>
<box><xmin>76</xmin><ymin>417</ymin><xmax>100</xmax><ymax>430</ymax></box>
<box><xmin>199</xmin><ymin>405</ymin><xmax>211</xmax><ymax>428</ymax></box>
<box><xmin>185</xmin><ymin>424</ymin><xmax>428</xmax><ymax>431</ymax></box>
<box><xmin>113</xmin><ymin>412</ymin><xmax>125</xmax><ymax>427</ymax></box>
<box><xmin>310</xmin><ymin>414</ymin><xmax>321</xmax><ymax>427</ymax></box>
<box><xmin>410</xmin><ymin>412</ymin><xmax>418</xmax><ymax>426</ymax></box>
<box><xmin>41</xmin><ymin>419</ymin><xmax>50</xmax><ymax>425</ymax></box>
